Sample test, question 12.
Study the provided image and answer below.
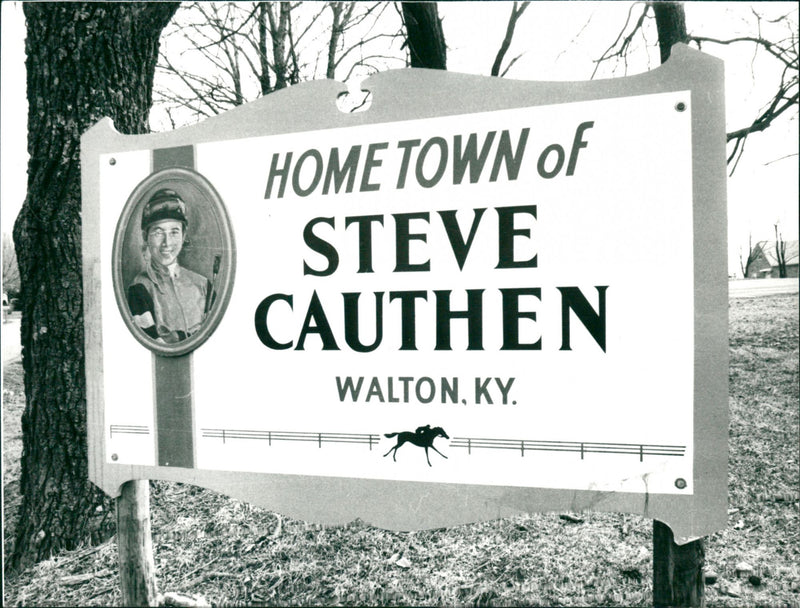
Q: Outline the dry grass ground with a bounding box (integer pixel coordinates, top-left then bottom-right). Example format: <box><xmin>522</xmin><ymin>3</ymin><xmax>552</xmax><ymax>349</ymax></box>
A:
<box><xmin>3</xmin><ymin>293</ymin><xmax>798</xmax><ymax>607</ymax></box>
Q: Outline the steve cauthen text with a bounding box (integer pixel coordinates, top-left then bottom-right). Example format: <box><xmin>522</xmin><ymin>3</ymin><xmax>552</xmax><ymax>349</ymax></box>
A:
<box><xmin>263</xmin><ymin>123</ymin><xmax>594</xmax><ymax>198</ymax></box>
<box><xmin>252</xmin><ymin>205</ymin><xmax>608</xmax><ymax>353</ymax></box>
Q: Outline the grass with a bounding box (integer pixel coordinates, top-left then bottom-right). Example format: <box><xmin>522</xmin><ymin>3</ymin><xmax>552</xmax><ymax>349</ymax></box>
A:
<box><xmin>2</xmin><ymin>293</ymin><xmax>798</xmax><ymax>607</ymax></box>
<box><xmin>2</xmin><ymin>357</ymin><xmax>23</xmax><ymax>569</ymax></box>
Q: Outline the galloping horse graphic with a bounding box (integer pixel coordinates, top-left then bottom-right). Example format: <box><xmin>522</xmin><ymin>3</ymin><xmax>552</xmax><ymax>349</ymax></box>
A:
<box><xmin>383</xmin><ymin>425</ymin><xmax>449</xmax><ymax>467</ymax></box>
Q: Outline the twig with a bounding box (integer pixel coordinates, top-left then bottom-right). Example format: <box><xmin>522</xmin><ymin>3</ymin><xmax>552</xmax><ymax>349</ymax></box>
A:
<box><xmin>183</xmin><ymin>556</ymin><xmax>221</xmax><ymax>588</ymax></box>
<box><xmin>764</xmin><ymin>152</ymin><xmax>799</xmax><ymax>166</ymax></box>
<box><xmin>60</xmin><ymin>569</ymin><xmax>113</xmax><ymax>586</ymax></box>
<box><xmin>59</xmin><ymin>538</ymin><xmax>115</xmax><ymax>567</ymax></box>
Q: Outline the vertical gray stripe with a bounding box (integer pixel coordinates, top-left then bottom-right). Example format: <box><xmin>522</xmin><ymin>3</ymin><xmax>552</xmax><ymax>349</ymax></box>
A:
<box><xmin>153</xmin><ymin>145</ymin><xmax>195</xmax><ymax>171</ymax></box>
<box><xmin>154</xmin><ymin>355</ymin><xmax>194</xmax><ymax>468</ymax></box>
<box><xmin>153</xmin><ymin>144</ymin><xmax>196</xmax><ymax>468</ymax></box>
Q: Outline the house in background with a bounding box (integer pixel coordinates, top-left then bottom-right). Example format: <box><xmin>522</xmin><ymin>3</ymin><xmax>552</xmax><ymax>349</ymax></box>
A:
<box><xmin>746</xmin><ymin>240</ymin><xmax>799</xmax><ymax>278</ymax></box>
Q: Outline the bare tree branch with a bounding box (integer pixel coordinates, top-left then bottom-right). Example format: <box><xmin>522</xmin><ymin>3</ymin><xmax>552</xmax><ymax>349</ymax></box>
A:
<box><xmin>739</xmin><ymin>233</ymin><xmax>757</xmax><ymax>278</ymax></box>
<box><xmin>775</xmin><ymin>223</ymin><xmax>788</xmax><ymax>278</ymax></box>
<box><xmin>764</xmin><ymin>151</ymin><xmax>799</xmax><ymax>166</ymax></box>
<box><xmin>692</xmin><ymin>34</ymin><xmax>797</xmax><ymax>67</ymax></box>
<box><xmin>335</xmin><ymin>32</ymin><xmax>402</xmax><ymax>72</ymax></box>
<box><xmin>2</xmin><ymin>233</ymin><xmax>21</xmax><ymax>295</ymax></box>
<box><xmin>589</xmin><ymin>2</ymin><xmax>797</xmax><ymax>173</ymax></box>
<box><xmin>491</xmin><ymin>1</ymin><xmax>530</xmax><ymax>77</ymax></box>
<box><xmin>693</xmin><ymin>27</ymin><xmax>798</xmax><ymax>174</ymax></box>
<box><xmin>154</xmin><ymin>2</ymin><xmax>405</xmax><ymax>128</ymax></box>
<box><xmin>190</xmin><ymin>2</ymin><xmax>259</xmax><ymax>52</ymax></box>
<box><xmin>500</xmin><ymin>52</ymin><xmax>527</xmax><ymax>78</ymax></box>
<box><xmin>591</xmin><ymin>2</ymin><xmax>649</xmax><ymax>78</ymax></box>
<box><xmin>727</xmin><ymin>90</ymin><xmax>798</xmax><ymax>142</ymax></box>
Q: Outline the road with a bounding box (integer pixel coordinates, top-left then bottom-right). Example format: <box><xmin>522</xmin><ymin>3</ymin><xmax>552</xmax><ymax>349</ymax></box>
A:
<box><xmin>728</xmin><ymin>277</ymin><xmax>799</xmax><ymax>299</ymax></box>
<box><xmin>2</xmin><ymin>316</ymin><xmax>21</xmax><ymax>364</ymax></box>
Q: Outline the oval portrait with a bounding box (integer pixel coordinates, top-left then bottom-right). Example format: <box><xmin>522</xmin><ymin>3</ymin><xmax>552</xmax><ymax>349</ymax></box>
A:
<box><xmin>112</xmin><ymin>167</ymin><xmax>236</xmax><ymax>356</ymax></box>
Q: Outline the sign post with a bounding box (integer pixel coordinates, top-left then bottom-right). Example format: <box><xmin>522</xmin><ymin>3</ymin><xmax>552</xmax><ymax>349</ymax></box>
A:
<box><xmin>82</xmin><ymin>43</ymin><xmax>727</xmax><ymax>605</ymax></box>
<box><xmin>116</xmin><ymin>480</ymin><xmax>157</xmax><ymax>606</ymax></box>
<box><xmin>654</xmin><ymin>520</ymin><xmax>706</xmax><ymax>607</ymax></box>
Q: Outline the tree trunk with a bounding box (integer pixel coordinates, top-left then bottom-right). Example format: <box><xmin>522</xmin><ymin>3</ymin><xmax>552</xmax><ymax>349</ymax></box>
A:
<box><xmin>652</xmin><ymin>1</ymin><xmax>689</xmax><ymax>64</ymax></box>
<box><xmin>267</xmin><ymin>2</ymin><xmax>291</xmax><ymax>91</ymax></box>
<box><xmin>9</xmin><ymin>1</ymin><xmax>178</xmax><ymax>572</ymax></box>
<box><xmin>327</xmin><ymin>2</ymin><xmax>345</xmax><ymax>80</ymax></box>
<box><xmin>740</xmin><ymin>233</ymin><xmax>756</xmax><ymax>278</ymax></box>
<box><xmin>257</xmin><ymin>2</ymin><xmax>272</xmax><ymax>95</ymax></box>
<box><xmin>402</xmin><ymin>2</ymin><xmax>447</xmax><ymax>69</ymax></box>
<box><xmin>775</xmin><ymin>225</ymin><xmax>787</xmax><ymax>278</ymax></box>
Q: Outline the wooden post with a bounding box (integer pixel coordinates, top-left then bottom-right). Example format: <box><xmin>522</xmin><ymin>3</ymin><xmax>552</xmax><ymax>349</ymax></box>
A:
<box><xmin>653</xmin><ymin>520</ymin><xmax>705</xmax><ymax>607</ymax></box>
<box><xmin>117</xmin><ymin>480</ymin><xmax>158</xmax><ymax>606</ymax></box>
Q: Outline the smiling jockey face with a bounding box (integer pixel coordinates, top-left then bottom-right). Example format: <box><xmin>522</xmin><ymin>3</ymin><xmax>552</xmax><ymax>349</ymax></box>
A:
<box><xmin>146</xmin><ymin>219</ymin><xmax>185</xmax><ymax>268</ymax></box>
<box><xmin>141</xmin><ymin>189</ymin><xmax>190</xmax><ymax>269</ymax></box>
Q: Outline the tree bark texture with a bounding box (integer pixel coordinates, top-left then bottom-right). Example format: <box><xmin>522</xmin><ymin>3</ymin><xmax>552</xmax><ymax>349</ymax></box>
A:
<box><xmin>10</xmin><ymin>1</ymin><xmax>178</xmax><ymax>572</ymax></box>
<box><xmin>402</xmin><ymin>2</ymin><xmax>447</xmax><ymax>70</ymax></box>
<box><xmin>652</xmin><ymin>1</ymin><xmax>690</xmax><ymax>64</ymax></box>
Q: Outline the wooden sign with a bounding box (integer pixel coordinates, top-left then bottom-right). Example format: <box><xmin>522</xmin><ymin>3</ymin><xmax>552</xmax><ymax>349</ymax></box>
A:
<box><xmin>82</xmin><ymin>44</ymin><xmax>727</xmax><ymax>544</ymax></box>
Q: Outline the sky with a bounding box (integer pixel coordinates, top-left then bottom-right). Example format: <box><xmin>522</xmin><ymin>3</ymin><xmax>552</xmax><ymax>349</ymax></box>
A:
<box><xmin>1</xmin><ymin>1</ymin><xmax>798</xmax><ymax>276</ymax></box>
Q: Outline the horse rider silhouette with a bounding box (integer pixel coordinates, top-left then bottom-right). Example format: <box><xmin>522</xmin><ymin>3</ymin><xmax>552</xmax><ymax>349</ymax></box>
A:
<box><xmin>383</xmin><ymin>426</ymin><xmax>449</xmax><ymax>467</ymax></box>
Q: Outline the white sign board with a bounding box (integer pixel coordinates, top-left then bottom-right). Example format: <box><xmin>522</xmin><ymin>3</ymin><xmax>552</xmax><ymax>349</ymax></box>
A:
<box><xmin>83</xmin><ymin>45</ymin><xmax>727</xmax><ymax>543</ymax></box>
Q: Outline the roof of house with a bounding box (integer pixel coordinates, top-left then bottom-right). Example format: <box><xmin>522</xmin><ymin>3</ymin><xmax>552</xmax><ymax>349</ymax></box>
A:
<box><xmin>754</xmin><ymin>240</ymin><xmax>799</xmax><ymax>266</ymax></box>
